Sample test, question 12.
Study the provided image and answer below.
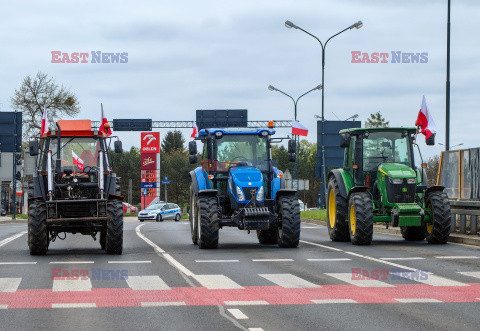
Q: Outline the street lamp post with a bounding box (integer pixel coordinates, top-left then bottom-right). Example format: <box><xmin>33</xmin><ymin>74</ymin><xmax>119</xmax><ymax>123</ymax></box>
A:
<box><xmin>268</xmin><ymin>84</ymin><xmax>322</xmax><ymax>190</ymax></box>
<box><xmin>285</xmin><ymin>19</ymin><xmax>362</xmax><ymax>207</ymax></box>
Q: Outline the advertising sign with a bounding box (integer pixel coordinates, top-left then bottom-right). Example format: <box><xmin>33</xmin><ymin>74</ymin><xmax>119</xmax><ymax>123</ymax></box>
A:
<box><xmin>141</xmin><ymin>132</ymin><xmax>160</xmax><ymax>153</ymax></box>
<box><xmin>141</xmin><ymin>153</ymin><xmax>157</xmax><ymax>170</ymax></box>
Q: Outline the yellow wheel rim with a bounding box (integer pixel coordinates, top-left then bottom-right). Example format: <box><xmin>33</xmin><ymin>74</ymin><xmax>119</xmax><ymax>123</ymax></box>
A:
<box><xmin>328</xmin><ymin>190</ymin><xmax>336</xmax><ymax>228</ymax></box>
<box><xmin>350</xmin><ymin>205</ymin><xmax>356</xmax><ymax>235</ymax></box>
<box><xmin>426</xmin><ymin>203</ymin><xmax>434</xmax><ymax>234</ymax></box>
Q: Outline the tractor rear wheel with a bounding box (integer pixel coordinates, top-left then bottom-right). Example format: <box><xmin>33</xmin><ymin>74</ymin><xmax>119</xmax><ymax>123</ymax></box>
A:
<box><xmin>105</xmin><ymin>199</ymin><xmax>123</xmax><ymax>254</ymax></box>
<box><xmin>28</xmin><ymin>200</ymin><xmax>49</xmax><ymax>255</ymax></box>
<box><xmin>348</xmin><ymin>192</ymin><xmax>373</xmax><ymax>245</ymax></box>
<box><xmin>327</xmin><ymin>177</ymin><xmax>350</xmax><ymax>242</ymax></box>
<box><xmin>401</xmin><ymin>226</ymin><xmax>426</xmax><ymax>241</ymax></box>
<box><xmin>425</xmin><ymin>191</ymin><xmax>451</xmax><ymax>244</ymax></box>
<box><xmin>257</xmin><ymin>229</ymin><xmax>277</xmax><ymax>245</ymax></box>
<box><xmin>276</xmin><ymin>196</ymin><xmax>301</xmax><ymax>248</ymax></box>
<box><xmin>190</xmin><ymin>185</ymin><xmax>198</xmax><ymax>245</ymax></box>
<box><xmin>197</xmin><ymin>195</ymin><xmax>219</xmax><ymax>249</ymax></box>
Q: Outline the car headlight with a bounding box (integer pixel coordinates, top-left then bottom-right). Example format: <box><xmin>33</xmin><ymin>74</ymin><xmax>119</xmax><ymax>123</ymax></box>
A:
<box><xmin>407</xmin><ymin>178</ymin><xmax>416</xmax><ymax>184</ymax></box>
<box><xmin>236</xmin><ymin>186</ymin><xmax>245</xmax><ymax>201</ymax></box>
<box><xmin>256</xmin><ymin>186</ymin><xmax>264</xmax><ymax>201</ymax></box>
<box><xmin>390</xmin><ymin>178</ymin><xmax>403</xmax><ymax>185</ymax></box>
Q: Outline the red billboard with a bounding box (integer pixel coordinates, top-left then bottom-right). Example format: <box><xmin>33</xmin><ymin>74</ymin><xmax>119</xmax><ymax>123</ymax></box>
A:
<box><xmin>141</xmin><ymin>153</ymin><xmax>157</xmax><ymax>170</ymax></box>
<box><xmin>141</xmin><ymin>132</ymin><xmax>160</xmax><ymax>153</ymax></box>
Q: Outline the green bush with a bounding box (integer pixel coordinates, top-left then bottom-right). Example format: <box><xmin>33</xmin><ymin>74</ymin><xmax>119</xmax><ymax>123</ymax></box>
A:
<box><xmin>301</xmin><ymin>209</ymin><xmax>327</xmax><ymax>221</ymax></box>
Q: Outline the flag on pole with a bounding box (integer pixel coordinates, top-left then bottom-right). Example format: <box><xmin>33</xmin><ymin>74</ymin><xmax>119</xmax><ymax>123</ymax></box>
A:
<box><xmin>40</xmin><ymin>105</ymin><xmax>49</xmax><ymax>136</ymax></box>
<box><xmin>416</xmin><ymin>95</ymin><xmax>437</xmax><ymax>143</ymax></box>
<box><xmin>191</xmin><ymin>126</ymin><xmax>198</xmax><ymax>138</ymax></box>
<box><xmin>99</xmin><ymin>103</ymin><xmax>112</xmax><ymax>136</ymax></box>
<box><xmin>72</xmin><ymin>151</ymin><xmax>85</xmax><ymax>171</ymax></box>
<box><xmin>292</xmin><ymin>120</ymin><xmax>308</xmax><ymax>137</ymax></box>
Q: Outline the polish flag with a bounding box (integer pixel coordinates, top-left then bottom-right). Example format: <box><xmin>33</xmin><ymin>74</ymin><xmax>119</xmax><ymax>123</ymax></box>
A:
<box><xmin>416</xmin><ymin>96</ymin><xmax>437</xmax><ymax>141</ymax></box>
<box><xmin>40</xmin><ymin>105</ymin><xmax>49</xmax><ymax>136</ymax></box>
<box><xmin>292</xmin><ymin>120</ymin><xmax>308</xmax><ymax>137</ymax></box>
<box><xmin>191</xmin><ymin>126</ymin><xmax>198</xmax><ymax>138</ymax></box>
<box><xmin>99</xmin><ymin>103</ymin><xmax>112</xmax><ymax>136</ymax></box>
<box><xmin>72</xmin><ymin>151</ymin><xmax>85</xmax><ymax>171</ymax></box>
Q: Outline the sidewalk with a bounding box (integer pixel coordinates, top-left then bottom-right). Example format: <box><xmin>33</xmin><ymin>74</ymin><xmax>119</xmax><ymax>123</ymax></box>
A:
<box><xmin>0</xmin><ymin>216</ymin><xmax>27</xmax><ymax>224</ymax></box>
<box><xmin>302</xmin><ymin>218</ymin><xmax>480</xmax><ymax>247</ymax></box>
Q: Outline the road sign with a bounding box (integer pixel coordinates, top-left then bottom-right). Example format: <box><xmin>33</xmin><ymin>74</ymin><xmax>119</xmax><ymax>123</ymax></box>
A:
<box><xmin>141</xmin><ymin>182</ymin><xmax>157</xmax><ymax>189</ymax></box>
<box><xmin>0</xmin><ymin>112</ymin><xmax>22</xmax><ymax>153</ymax></box>
<box><xmin>142</xmin><ymin>188</ymin><xmax>147</xmax><ymax>196</ymax></box>
<box><xmin>113</xmin><ymin>119</ymin><xmax>152</xmax><ymax>131</ymax></box>
<box><xmin>161</xmin><ymin>180</ymin><xmax>170</xmax><ymax>185</ymax></box>
<box><xmin>289</xmin><ymin>179</ymin><xmax>309</xmax><ymax>191</ymax></box>
<box><xmin>196</xmin><ymin>109</ymin><xmax>248</xmax><ymax>129</ymax></box>
<box><xmin>141</xmin><ymin>132</ymin><xmax>160</xmax><ymax>153</ymax></box>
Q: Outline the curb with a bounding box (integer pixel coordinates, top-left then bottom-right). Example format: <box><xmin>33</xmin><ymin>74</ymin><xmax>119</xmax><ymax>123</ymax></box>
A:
<box><xmin>301</xmin><ymin>218</ymin><xmax>480</xmax><ymax>247</ymax></box>
<box><xmin>0</xmin><ymin>220</ymin><xmax>27</xmax><ymax>225</ymax></box>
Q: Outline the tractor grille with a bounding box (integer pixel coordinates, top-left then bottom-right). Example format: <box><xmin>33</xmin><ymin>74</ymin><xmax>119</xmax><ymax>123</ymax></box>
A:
<box><xmin>386</xmin><ymin>178</ymin><xmax>416</xmax><ymax>203</ymax></box>
<box><xmin>242</xmin><ymin>187</ymin><xmax>257</xmax><ymax>201</ymax></box>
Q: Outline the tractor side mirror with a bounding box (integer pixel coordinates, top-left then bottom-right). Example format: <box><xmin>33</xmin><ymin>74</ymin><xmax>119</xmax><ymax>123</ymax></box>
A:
<box><xmin>114</xmin><ymin>141</ymin><xmax>123</xmax><ymax>153</ymax></box>
<box><xmin>188</xmin><ymin>141</ymin><xmax>197</xmax><ymax>155</ymax></box>
<box><xmin>189</xmin><ymin>155</ymin><xmax>198</xmax><ymax>164</ymax></box>
<box><xmin>340</xmin><ymin>133</ymin><xmax>351</xmax><ymax>148</ymax></box>
<box><xmin>288</xmin><ymin>139</ymin><xmax>296</xmax><ymax>154</ymax></box>
<box><xmin>426</xmin><ymin>134</ymin><xmax>435</xmax><ymax>146</ymax></box>
<box><xmin>29</xmin><ymin>141</ymin><xmax>39</xmax><ymax>156</ymax></box>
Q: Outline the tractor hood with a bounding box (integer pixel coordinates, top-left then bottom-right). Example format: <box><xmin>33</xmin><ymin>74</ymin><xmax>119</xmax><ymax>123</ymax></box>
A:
<box><xmin>378</xmin><ymin>163</ymin><xmax>416</xmax><ymax>179</ymax></box>
<box><xmin>230</xmin><ymin>166</ymin><xmax>263</xmax><ymax>188</ymax></box>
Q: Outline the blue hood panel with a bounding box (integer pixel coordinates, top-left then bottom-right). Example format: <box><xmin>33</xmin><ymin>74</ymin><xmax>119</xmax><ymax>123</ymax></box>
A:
<box><xmin>230</xmin><ymin>167</ymin><xmax>263</xmax><ymax>188</ymax></box>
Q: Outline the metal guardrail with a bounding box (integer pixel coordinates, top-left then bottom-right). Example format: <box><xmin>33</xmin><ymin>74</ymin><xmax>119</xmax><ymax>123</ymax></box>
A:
<box><xmin>92</xmin><ymin>120</ymin><xmax>292</xmax><ymax>129</ymax></box>
<box><xmin>449</xmin><ymin>200</ymin><xmax>479</xmax><ymax>235</ymax></box>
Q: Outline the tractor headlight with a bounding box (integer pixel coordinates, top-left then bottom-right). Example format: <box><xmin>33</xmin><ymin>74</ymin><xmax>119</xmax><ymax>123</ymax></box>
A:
<box><xmin>256</xmin><ymin>186</ymin><xmax>264</xmax><ymax>201</ymax></box>
<box><xmin>390</xmin><ymin>178</ymin><xmax>403</xmax><ymax>185</ymax></box>
<box><xmin>236</xmin><ymin>186</ymin><xmax>245</xmax><ymax>201</ymax></box>
<box><xmin>407</xmin><ymin>178</ymin><xmax>416</xmax><ymax>185</ymax></box>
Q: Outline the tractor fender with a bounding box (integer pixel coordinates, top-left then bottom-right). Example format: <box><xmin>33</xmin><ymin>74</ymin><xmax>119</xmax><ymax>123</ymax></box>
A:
<box><xmin>275</xmin><ymin>189</ymin><xmax>297</xmax><ymax>203</ymax></box>
<box><xmin>425</xmin><ymin>185</ymin><xmax>445</xmax><ymax>196</ymax></box>
<box><xmin>198</xmin><ymin>189</ymin><xmax>218</xmax><ymax>197</ymax></box>
<box><xmin>347</xmin><ymin>186</ymin><xmax>369</xmax><ymax>200</ymax></box>
<box><xmin>328</xmin><ymin>169</ymin><xmax>348</xmax><ymax>200</ymax></box>
<box><xmin>189</xmin><ymin>167</ymin><xmax>211</xmax><ymax>194</ymax></box>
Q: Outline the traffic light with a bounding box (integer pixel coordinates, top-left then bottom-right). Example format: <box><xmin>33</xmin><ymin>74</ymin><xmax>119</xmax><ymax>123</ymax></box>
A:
<box><xmin>15</xmin><ymin>171</ymin><xmax>21</xmax><ymax>180</ymax></box>
<box><xmin>15</xmin><ymin>154</ymin><xmax>22</xmax><ymax>166</ymax></box>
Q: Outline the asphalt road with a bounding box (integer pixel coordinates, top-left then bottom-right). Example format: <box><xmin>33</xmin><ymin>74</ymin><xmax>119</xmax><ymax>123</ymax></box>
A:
<box><xmin>0</xmin><ymin>218</ymin><xmax>479</xmax><ymax>331</ymax></box>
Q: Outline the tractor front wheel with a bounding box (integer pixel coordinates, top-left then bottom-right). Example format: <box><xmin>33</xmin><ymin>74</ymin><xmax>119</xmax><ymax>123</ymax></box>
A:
<box><xmin>257</xmin><ymin>229</ymin><xmax>277</xmax><ymax>245</ymax></box>
<box><xmin>105</xmin><ymin>199</ymin><xmax>123</xmax><ymax>254</ymax></box>
<box><xmin>276</xmin><ymin>196</ymin><xmax>301</xmax><ymax>248</ymax></box>
<box><xmin>197</xmin><ymin>195</ymin><xmax>219</xmax><ymax>249</ymax></box>
<box><xmin>425</xmin><ymin>191</ymin><xmax>451</xmax><ymax>244</ymax></box>
<box><xmin>327</xmin><ymin>178</ymin><xmax>350</xmax><ymax>242</ymax></box>
<box><xmin>28</xmin><ymin>200</ymin><xmax>49</xmax><ymax>255</ymax></box>
<box><xmin>348</xmin><ymin>192</ymin><xmax>373</xmax><ymax>245</ymax></box>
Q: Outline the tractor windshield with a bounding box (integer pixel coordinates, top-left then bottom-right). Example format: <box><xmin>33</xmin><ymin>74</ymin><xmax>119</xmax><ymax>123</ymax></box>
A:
<box><xmin>363</xmin><ymin>131</ymin><xmax>412</xmax><ymax>171</ymax></box>
<box><xmin>49</xmin><ymin>137</ymin><xmax>107</xmax><ymax>172</ymax></box>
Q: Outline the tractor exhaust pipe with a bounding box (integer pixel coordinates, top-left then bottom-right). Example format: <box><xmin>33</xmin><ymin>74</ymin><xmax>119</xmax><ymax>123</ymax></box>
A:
<box><xmin>56</xmin><ymin>123</ymin><xmax>61</xmax><ymax>171</ymax></box>
<box><xmin>98</xmin><ymin>150</ymin><xmax>104</xmax><ymax>199</ymax></box>
<box><xmin>47</xmin><ymin>150</ymin><xmax>53</xmax><ymax>201</ymax></box>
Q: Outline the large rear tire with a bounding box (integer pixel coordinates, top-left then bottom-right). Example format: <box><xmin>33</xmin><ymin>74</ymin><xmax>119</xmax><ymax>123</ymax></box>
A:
<box><xmin>401</xmin><ymin>226</ymin><xmax>426</xmax><ymax>241</ymax></box>
<box><xmin>197</xmin><ymin>195</ymin><xmax>219</xmax><ymax>249</ymax></box>
<box><xmin>348</xmin><ymin>192</ymin><xmax>373</xmax><ymax>245</ymax></box>
<box><xmin>190</xmin><ymin>185</ymin><xmax>198</xmax><ymax>245</ymax></box>
<box><xmin>28</xmin><ymin>200</ymin><xmax>49</xmax><ymax>255</ymax></box>
<box><xmin>257</xmin><ymin>229</ymin><xmax>277</xmax><ymax>245</ymax></box>
<box><xmin>277</xmin><ymin>196</ymin><xmax>300</xmax><ymax>248</ymax></box>
<box><xmin>425</xmin><ymin>191</ymin><xmax>451</xmax><ymax>244</ymax></box>
<box><xmin>327</xmin><ymin>177</ymin><xmax>350</xmax><ymax>242</ymax></box>
<box><xmin>105</xmin><ymin>199</ymin><xmax>123</xmax><ymax>254</ymax></box>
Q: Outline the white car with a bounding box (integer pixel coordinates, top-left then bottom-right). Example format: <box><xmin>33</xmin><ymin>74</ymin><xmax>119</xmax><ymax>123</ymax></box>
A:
<box><xmin>138</xmin><ymin>203</ymin><xmax>182</xmax><ymax>222</ymax></box>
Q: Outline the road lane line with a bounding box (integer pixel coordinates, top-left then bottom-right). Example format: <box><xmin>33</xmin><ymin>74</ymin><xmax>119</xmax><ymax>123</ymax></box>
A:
<box><xmin>52</xmin><ymin>303</ymin><xmax>96</xmax><ymax>308</ymax></box>
<box><xmin>126</xmin><ymin>276</ymin><xmax>170</xmax><ymax>290</ymax></box>
<box><xmin>307</xmin><ymin>258</ymin><xmax>351</xmax><ymax>262</ymax></box>
<box><xmin>252</xmin><ymin>259</ymin><xmax>294</xmax><ymax>262</ymax></box>
<box><xmin>0</xmin><ymin>278</ymin><xmax>22</xmax><ymax>292</ymax></box>
<box><xmin>325</xmin><ymin>273</ymin><xmax>394</xmax><ymax>287</ymax></box>
<box><xmin>227</xmin><ymin>308</ymin><xmax>249</xmax><ymax>320</ymax></box>
<box><xmin>435</xmin><ymin>256</ymin><xmax>479</xmax><ymax>259</ymax></box>
<box><xmin>312</xmin><ymin>299</ymin><xmax>357</xmax><ymax>304</ymax></box>
<box><xmin>225</xmin><ymin>301</ymin><xmax>269</xmax><ymax>306</ymax></box>
<box><xmin>108</xmin><ymin>261</ymin><xmax>152</xmax><ymax>264</ymax></box>
<box><xmin>163</xmin><ymin>253</ymin><xmax>195</xmax><ymax>277</ymax></box>
<box><xmin>52</xmin><ymin>277</ymin><xmax>92</xmax><ymax>292</ymax></box>
<box><xmin>49</xmin><ymin>261</ymin><xmax>94</xmax><ymax>264</ymax></box>
<box><xmin>0</xmin><ymin>231</ymin><xmax>27</xmax><ymax>248</ymax></box>
<box><xmin>141</xmin><ymin>302</ymin><xmax>186</xmax><ymax>307</ymax></box>
<box><xmin>135</xmin><ymin>225</ymin><xmax>165</xmax><ymax>253</ymax></box>
<box><xmin>194</xmin><ymin>275</ymin><xmax>244</xmax><ymax>289</ymax></box>
<box><xmin>300</xmin><ymin>240</ymin><xmax>343</xmax><ymax>252</ymax></box>
<box><xmin>0</xmin><ymin>262</ymin><xmax>37</xmax><ymax>265</ymax></box>
<box><xmin>390</xmin><ymin>272</ymin><xmax>468</xmax><ymax>287</ymax></box>
<box><xmin>302</xmin><ymin>226</ymin><xmax>321</xmax><ymax>229</ymax></box>
<box><xmin>395</xmin><ymin>298</ymin><xmax>442</xmax><ymax>303</ymax></box>
<box><xmin>195</xmin><ymin>260</ymin><xmax>239</xmax><ymax>263</ymax></box>
<box><xmin>248</xmin><ymin>328</ymin><xmax>264</xmax><ymax>331</ymax></box>
<box><xmin>457</xmin><ymin>271</ymin><xmax>480</xmax><ymax>280</ymax></box>
<box><xmin>380</xmin><ymin>257</ymin><xmax>425</xmax><ymax>261</ymax></box>
<box><xmin>259</xmin><ymin>274</ymin><xmax>319</xmax><ymax>288</ymax></box>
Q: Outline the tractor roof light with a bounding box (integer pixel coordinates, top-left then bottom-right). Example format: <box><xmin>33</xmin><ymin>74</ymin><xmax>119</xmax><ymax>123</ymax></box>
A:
<box><xmin>268</xmin><ymin>120</ymin><xmax>275</xmax><ymax>128</ymax></box>
<box><xmin>215</xmin><ymin>131</ymin><xmax>223</xmax><ymax>138</ymax></box>
<box><xmin>261</xmin><ymin>130</ymin><xmax>269</xmax><ymax>137</ymax></box>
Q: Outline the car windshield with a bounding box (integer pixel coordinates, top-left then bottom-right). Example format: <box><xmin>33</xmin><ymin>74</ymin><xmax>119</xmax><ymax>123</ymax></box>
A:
<box><xmin>363</xmin><ymin>131</ymin><xmax>412</xmax><ymax>171</ymax></box>
<box><xmin>146</xmin><ymin>204</ymin><xmax>165</xmax><ymax>210</ymax></box>
<box><xmin>49</xmin><ymin>137</ymin><xmax>105</xmax><ymax>171</ymax></box>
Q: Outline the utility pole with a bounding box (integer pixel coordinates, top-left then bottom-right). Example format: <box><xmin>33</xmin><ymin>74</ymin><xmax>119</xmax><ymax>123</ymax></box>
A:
<box><xmin>445</xmin><ymin>0</ymin><xmax>451</xmax><ymax>151</ymax></box>
<box><xmin>12</xmin><ymin>110</ymin><xmax>17</xmax><ymax>219</ymax></box>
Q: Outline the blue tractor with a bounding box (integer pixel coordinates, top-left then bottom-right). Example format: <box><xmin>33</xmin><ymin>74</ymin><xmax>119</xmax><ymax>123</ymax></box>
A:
<box><xmin>188</xmin><ymin>125</ymin><xmax>300</xmax><ymax>249</ymax></box>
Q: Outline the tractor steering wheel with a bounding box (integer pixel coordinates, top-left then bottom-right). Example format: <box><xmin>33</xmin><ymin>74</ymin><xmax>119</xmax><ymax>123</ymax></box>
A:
<box><xmin>231</xmin><ymin>156</ymin><xmax>252</xmax><ymax>166</ymax></box>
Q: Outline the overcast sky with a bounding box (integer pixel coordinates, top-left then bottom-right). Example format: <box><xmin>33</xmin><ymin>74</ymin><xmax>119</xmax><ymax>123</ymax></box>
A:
<box><xmin>0</xmin><ymin>0</ymin><xmax>478</xmax><ymax>160</ymax></box>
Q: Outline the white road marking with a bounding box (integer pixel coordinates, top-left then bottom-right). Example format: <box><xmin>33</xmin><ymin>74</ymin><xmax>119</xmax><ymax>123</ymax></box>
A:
<box><xmin>0</xmin><ymin>305</ymin><xmax>7</xmax><ymax>309</ymax></box>
<box><xmin>325</xmin><ymin>273</ymin><xmax>394</xmax><ymax>287</ymax></box>
<box><xmin>194</xmin><ymin>275</ymin><xmax>244</xmax><ymax>290</ymax></box>
<box><xmin>49</xmin><ymin>261</ymin><xmax>94</xmax><ymax>264</ymax></box>
<box><xmin>380</xmin><ymin>257</ymin><xmax>425</xmax><ymax>261</ymax></box>
<box><xmin>391</xmin><ymin>272</ymin><xmax>468</xmax><ymax>287</ymax></box>
<box><xmin>395</xmin><ymin>298</ymin><xmax>442</xmax><ymax>303</ymax></box>
<box><xmin>0</xmin><ymin>278</ymin><xmax>22</xmax><ymax>292</ymax></box>
<box><xmin>457</xmin><ymin>271</ymin><xmax>480</xmax><ymax>280</ymax></box>
<box><xmin>141</xmin><ymin>302</ymin><xmax>186</xmax><ymax>307</ymax></box>
<box><xmin>108</xmin><ymin>261</ymin><xmax>151</xmax><ymax>264</ymax></box>
<box><xmin>435</xmin><ymin>256</ymin><xmax>480</xmax><ymax>259</ymax></box>
<box><xmin>302</xmin><ymin>226</ymin><xmax>321</xmax><ymax>229</ymax></box>
<box><xmin>0</xmin><ymin>231</ymin><xmax>27</xmax><ymax>248</ymax></box>
<box><xmin>52</xmin><ymin>303</ymin><xmax>96</xmax><ymax>308</ymax></box>
<box><xmin>307</xmin><ymin>258</ymin><xmax>351</xmax><ymax>262</ymax></box>
<box><xmin>53</xmin><ymin>278</ymin><xmax>92</xmax><ymax>292</ymax></box>
<box><xmin>259</xmin><ymin>274</ymin><xmax>319</xmax><ymax>288</ymax></box>
<box><xmin>248</xmin><ymin>328</ymin><xmax>264</xmax><ymax>331</ymax></box>
<box><xmin>195</xmin><ymin>260</ymin><xmax>239</xmax><ymax>263</ymax></box>
<box><xmin>252</xmin><ymin>259</ymin><xmax>294</xmax><ymax>262</ymax></box>
<box><xmin>225</xmin><ymin>301</ymin><xmax>269</xmax><ymax>306</ymax></box>
<box><xmin>135</xmin><ymin>225</ymin><xmax>165</xmax><ymax>253</ymax></box>
<box><xmin>126</xmin><ymin>276</ymin><xmax>170</xmax><ymax>291</ymax></box>
<box><xmin>227</xmin><ymin>308</ymin><xmax>249</xmax><ymax>320</ymax></box>
<box><xmin>300</xmin><ymin>240</ymin><xmax>343</xmax><ymax>252</ymax></box>
<box><xmin>0</xmin><ymin>262</ymin><xmax>37</xmax><ymax>265</ymax></box>
<box><xmin>312</xmin><ymin>299</ymin><xmax>357</xmax><ymax>304</ymax></box>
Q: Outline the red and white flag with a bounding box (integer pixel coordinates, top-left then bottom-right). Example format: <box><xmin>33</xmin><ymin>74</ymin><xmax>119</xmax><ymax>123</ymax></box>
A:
<box><xmin>40</xmin><ymin>105</ymin><xmax>49</xmax><ymax>136</ymax></box>
<box><xmin>72</xmin><ymin>151</ymin><xmax>85</xmax><ymax>171</ymax></box>
<box><xmin>191</xmin><ymin>126</ymin><xmax>198</xmax><ymax>138</ymax></box>
<box><xmin>292</xmin><ymin>120</ymin><xmax>308</xmax><ymax>137</ymax></box>
<box><xmin>99</xmin><ymin>103</ymin><xmax>112</xmax><ymax>136</ymax></box>
<box><xmin>416</xmin><ymin>95</ymin><xmax>437</xmax><ymax>141</ymax></box>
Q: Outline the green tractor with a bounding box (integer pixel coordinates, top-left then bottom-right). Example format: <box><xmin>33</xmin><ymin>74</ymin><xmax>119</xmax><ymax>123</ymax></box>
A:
<box><xmin>327</xmin><ymin>127</ymin><xmax>451</xmax><ymax>245</ymax></box>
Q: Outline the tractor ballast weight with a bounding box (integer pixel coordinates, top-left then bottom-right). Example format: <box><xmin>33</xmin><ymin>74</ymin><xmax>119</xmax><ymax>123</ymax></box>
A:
<box><xmin>327</xmin><ymin>127</ymin><xmax>451</xmax><ymax>245</ymax></box>
<box><xmin>189</xmin><ymin>126</ymin><xmax>300</xmax><ymax>249</ymax></box>
<box><xmin>27</xmin><ymin>119</ymin><xmax>124</xmax><ymax>255</ymax></box>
